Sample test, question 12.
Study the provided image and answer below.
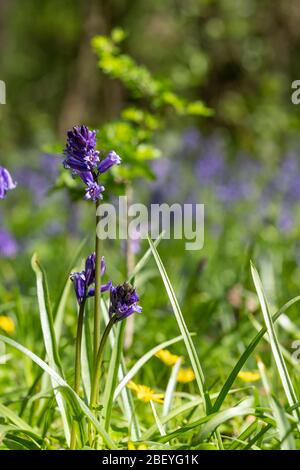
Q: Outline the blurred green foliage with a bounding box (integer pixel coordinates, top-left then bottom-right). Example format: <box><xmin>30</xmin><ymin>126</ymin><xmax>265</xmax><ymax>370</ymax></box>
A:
<box><xmin>1</xmin><ymin>0</ymin><xmax>300</xmax><ymax>160</ymax></box>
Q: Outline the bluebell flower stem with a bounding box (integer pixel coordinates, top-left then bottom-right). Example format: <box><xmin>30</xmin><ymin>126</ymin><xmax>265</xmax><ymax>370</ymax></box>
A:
<box><xmin>90</xmin><ymin>316</ymin><xmax>117</xmax><ymax>408</ymax></box>
<box><xmin>70</xmin><ymin>298</ymin><xmax>86</xmax><ymax>450</ymax></box>
<box><xmin>93</xmin><ymin>198</ymin><xmax>102</xmax><ymax>366</ymax></box>
<box><xmin>89</xmin><ymin>316</ymin><xmax>116</xmax><ymax>446</ymax></box>
<box><xmin>124</xmin><ymin>184</ymin><xmax>135</xmax><ymax>350</ymax></box>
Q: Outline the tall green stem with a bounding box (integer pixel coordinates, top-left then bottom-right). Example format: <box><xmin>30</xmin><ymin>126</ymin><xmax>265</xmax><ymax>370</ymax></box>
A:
<box><xmin>124</xmin><ymin>183</ymin><xmax>135</xmax><ymax>350</ymax></box>
<box><xmin>90</xmin><ymin>316</ymin><xmax>117</xmax><ymax>409</ymax></box>
<box><xmin>70</xmin><ymin>298</ymin><xmax>86</xmax><ymax>450</ymax></box>
<box><xmin>93</xmin><ymin>198</ymin><xmax>102</xmax><ymax>366</ymax></box>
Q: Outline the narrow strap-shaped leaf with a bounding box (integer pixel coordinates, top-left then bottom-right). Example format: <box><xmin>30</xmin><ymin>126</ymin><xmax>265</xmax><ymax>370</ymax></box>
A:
<box><xmin>0</xmin><ymin>334</ymin><xmax>115</xmax><ymax>449</ymax></box>
<box><xmin>163</xmin><ymin>358</ymin><xmax>182</xmax><ymax>418</ymax></box>
<box><xmin>31</xmin><ymin>253</ymin><xmax>71</xmax><ymax>445</ymax></box>
<box><xmin>213</xmin><ymin>294</ymin><xmax>300</xmax><ymax>412</ymax></box>
<box><xmin>147</xmin><ymin>236</ymin><xmax>212</xmax><ymax>413</ymax></box>
<box><xmin>0</xmin><ymin>402</ymin><xmax>35</xmax><ymax>433</ymax></box>
<box><xmin>251</xmin><ymin>262</ymin><xmax>300</xmax><ymax>431</ymax></box>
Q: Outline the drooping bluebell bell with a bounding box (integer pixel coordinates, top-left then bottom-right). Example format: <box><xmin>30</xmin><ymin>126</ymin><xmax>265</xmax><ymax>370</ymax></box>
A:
<box><xmin>98</xmin><ymin>151</ymin><xmax>121</xmax><ymax>174</ymax></box>
<box><xmin>63</xmin><ymin>126</ymin><xmax>121</xmax><ymax>201</ymax></box>
<box><xmin>109</xmin><ymin>282</ymin><xmax>142</xmax><ymax>321</ymax></box>
<box><xmin>0</xmin><ymin>228</ymin><xmax>18</xmax><ymax>257</ymax></box>
<box><xmin>0</xmin><ymin>167</ymin><xmax>17</xmax><ymax>199</ymax></box>
<box><xmin>71</xmin><ymin>254</ymin><xmax>111</xmax><ymax>304</ymax></box>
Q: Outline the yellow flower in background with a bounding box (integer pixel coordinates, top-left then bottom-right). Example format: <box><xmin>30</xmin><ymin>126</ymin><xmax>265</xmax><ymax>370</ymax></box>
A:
<box><xmin>0</xmin><ymin>316</ymin><xmax>15</xmax><ymax>334</ymax></box>
<box><xmin>155</xmin><ymin>348</ymin><xmax>181</xmax><ymax>366</ymax></box>
<box><xmin>177</xmin><ymin>367</ymin><xmax>195</xmax><ymax>383</ymax></box>
<box><xmin>238</xmin><ymin>371</ymin><xmax>260</xmax><ymax>382</ymax></box>
<box><xmin>127</xmin><ymin>381</ymin><xmax>164</xmax><ymax>404</ymax></box>
<box><xmin>128</xmin><ymin>441</ymin><xmax>148</xmax><ymax>450</ymax></box>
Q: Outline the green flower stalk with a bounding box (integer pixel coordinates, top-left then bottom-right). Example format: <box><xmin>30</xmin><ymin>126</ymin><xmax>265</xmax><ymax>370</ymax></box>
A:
<box><xmin>63</xmin><ymin>125</ymin><xmax>121</xmax><ymax>448</ymax></box>
<box><xmin>89</xmin><ymin>282</ymin><xmax>142</xmax><ymax>444</ymax></box>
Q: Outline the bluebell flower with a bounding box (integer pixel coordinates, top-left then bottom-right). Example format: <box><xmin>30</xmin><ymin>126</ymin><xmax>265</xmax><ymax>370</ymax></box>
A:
<box><xmin>84</xmin><ymin>182</ymin><xmax>105</xmax><ymax>201</ymax></box>
<box><xmin>63</xmin><ymin>126</ymin><xmax>121</xmax><ymax>201</ymax></box>
<box><xmin>71</xmin><ymin>254</ymin><xmax>111</xmax><ymax>304</ymax></box>
<box><xmin>63</xmin><ymin>125</ymin><xmax>99</xmax><ymax>173</ymax></box>
<box><xmin>109</xmin><ymin>282</ymin><xmax>142</xmax><ymax>321</ymax></box>
<box><xmin>0</xmin><ymin>167</ymin><xmax>17</xmax><ymax>199</ymax></box>
<box><xmin>98</xmin><ymin>151</ymin><xmax>121</xmax><ymax>174</ymax></box>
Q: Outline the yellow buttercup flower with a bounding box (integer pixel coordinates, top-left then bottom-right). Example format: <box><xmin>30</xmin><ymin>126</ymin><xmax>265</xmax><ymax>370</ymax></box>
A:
<box><xmin>128</xmin><ymin>441</ymin><xmax>148</xmax><ymax>450</ymax></box>
<box><xmin>238</xmin><ymin>371</ymin><xmax>260</xmax><ymax>382</ymax></box>
<box><xmin>127</xmin><ymin>381</ymin><xmax>164</xmax><ymax>404</ymax></box>
<box><xmin>177</xmin><ymin>367</ymin><xmax>195</xmax><ymax>383</ymax></box>
<box><xmin>155</xmin><ymin>348</ymin><xmax>181</xmax><ymax>366</ymax></box>
<box><xmin>0</xmin><ymin>316</ymin><xmax>15</xmax><ymax>334</ymax></box>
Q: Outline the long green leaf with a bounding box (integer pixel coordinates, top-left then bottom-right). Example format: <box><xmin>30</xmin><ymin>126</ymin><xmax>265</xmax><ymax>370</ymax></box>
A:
<box><xmin>0</xmin><ymin>402</ymin><xmax>35</xmax><ymax>433</ymax></box>
<box><xmin>197</xmin><ymin>398</ymin><xmax>254</xmax><ymax>442</ymax></box>
<box><xmin>147</xmin><ymin>236</ymin><xmax>211</xmax><ymax>413</ymax></box>
<box><xmin>156</xmin><ymin>400</ymin><xmax>253</xmax><ymax>444</ymax></box>
<box><xmin>0</xmin><ymin>334</ymin><xmax>115</xmax><ymax>449</ymax></box>
<box><xmin>251</xmin><ymin>262</ymin><xmax>300</xmax><ymax>431</ymax></box>
<box><xmin>213</xmin><ymin>294</ymin><xmax>300</xmax><ymax>412</ymax></box>
<box><xmin>31</xmin><ymin>253</ymin><xmax>71</xmax><ymax>445</ymax></box>
<box><xmin>142</xmin><ymin>387</ymin><xmax>250</xmax><ymax>441</ymax></box>
<box><xmin>163</xmin><ymin>358</ymin><xmax>182</xmax><ymax>418</ymax></box>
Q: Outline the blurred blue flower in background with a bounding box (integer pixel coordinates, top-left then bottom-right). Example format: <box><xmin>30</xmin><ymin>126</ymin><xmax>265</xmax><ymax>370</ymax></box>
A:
<box><xmin>0</xmin><ymin>228</ymin><xmax>18</xmax><ymax>257</ymax></box>
<box><xmin>0</xmin><ymin>167</ymin><xmax>17</xmax><ymax>199</ymax></box>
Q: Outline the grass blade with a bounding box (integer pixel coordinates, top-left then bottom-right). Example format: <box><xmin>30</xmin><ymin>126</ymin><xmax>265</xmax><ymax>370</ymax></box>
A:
<box><xmin>251</xmin><ymin>262</ymin><xmax>300</xmax><ymax>430</ymax></box>
<box><xmin>147</xmin><ymin>236</ymin><xmax>211</xmax><ymax>413</ymax></box>
<box><xmin>197</xmin><ymin>398</ymin><xmax>254</xmax><ymax>442</ymax></box>
<box><xmin>258</xmin><ymin>357</ymin><xmax>295</xmax><ymax>450</ymax></box>
<box><xmin>156</xmin><ymin>399</ymin><xmax>254</xmax><ymax>444</ymax></box>
<box><xmin>0</xmin><ymin>334</ymin><xmax>115</xmax><ymax>449</ymax></box>
<box><xmin>31</xmin><ymin>253</ymin><xmax>71</xmax><ymax>445</ymax></box>
<box><xmin>163</xmin><ymin>358</ymin><xmax>182</xmax><ymax>418</ymax></box>
<box><xmin>213</xmin><ymin>294</ymin><xmax>300</xmax><ymax>412</ymax></box>
<box><xmin>150</xmin><ymin>401</ymin><xmax>166</xmax><ymax>436</ymax></box>
<box><xmin>0</xmin><ymin>402</ymin><xmax>36</xmax><ymax>433</ymax></box>
<box><xmin>141</xmin><ymin>387</ymin><xmax>250</xmax><ymax>441</ymax></box>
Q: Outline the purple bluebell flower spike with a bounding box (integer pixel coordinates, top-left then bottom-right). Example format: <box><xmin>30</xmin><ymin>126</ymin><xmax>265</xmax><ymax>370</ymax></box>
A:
<box><xmin>63</xmin><ymin>126</ymin><xmax>121</xmax><ymax>201</ymax></box>
<box><xmin>63</xmin><ymin>125</ymin><xmax>99</xmax><ymax>173</ymax></box>
<box><xmin>0</xmin><ymin>167</ymin><xmax>17</xmax><ymax>199</ymax></box>
<box><xmin>71</xmin><ymin>254</ymin><xmax>111</xmax><ymax>305</ymax></box>
<box><xmin>109</xmin><ymin>282</ymin><xmax>142</xmax><ymax>321</ymax></box>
